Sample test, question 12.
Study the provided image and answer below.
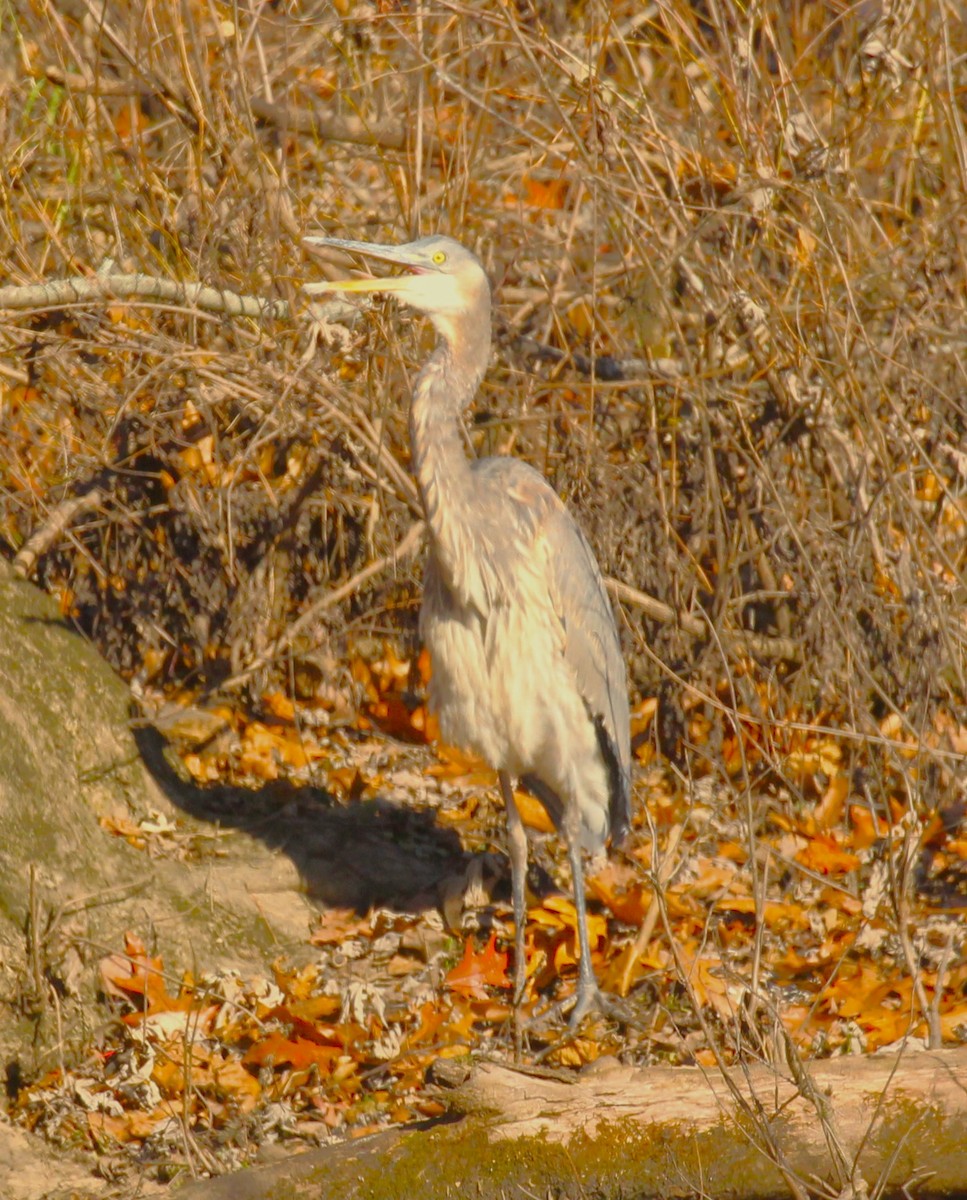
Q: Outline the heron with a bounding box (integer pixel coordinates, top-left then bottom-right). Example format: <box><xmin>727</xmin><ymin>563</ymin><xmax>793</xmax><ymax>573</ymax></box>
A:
<box><xmin>307</xmin><ymin>233</ymin><xmax>631</xmax><ymax>1027</ymax></box>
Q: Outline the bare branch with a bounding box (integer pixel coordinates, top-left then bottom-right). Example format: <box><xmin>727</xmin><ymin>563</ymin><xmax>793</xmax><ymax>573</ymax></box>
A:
<box><xmin>13</xmin><ymin>489</ymin><xmax>106</xmax><ymax>581</ymax></box>
<box><xmin>608</xmin><ymin>576</ymin><xmax>803</xmax><ymax>664</ymax></box>
<box><xmin>249</xmin><ymin>96</ymin><xmax>417</xmax><ymax>153</ymax></box>
<box><xmin>0</xmin><ymin>274</ymin><xmax>289</xmax><ymax>321</ymax></box>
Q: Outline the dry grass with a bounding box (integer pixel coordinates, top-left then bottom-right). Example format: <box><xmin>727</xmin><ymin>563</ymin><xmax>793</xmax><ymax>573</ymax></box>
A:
<box><xmin>3</xmin><ymin>0</ymin><xmax>963</xmax><ymax>763</ymax></box>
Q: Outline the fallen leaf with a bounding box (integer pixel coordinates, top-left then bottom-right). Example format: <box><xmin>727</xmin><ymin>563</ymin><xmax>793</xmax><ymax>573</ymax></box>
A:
<box><xmin>88</xmin><ymin>1108</ymin><xmax>168</xmax><ymax>1143</ymax></box>
<box><xmin>262</xmin><ymin>690</ymin><xmax>296</xmax><ymax>721</ymax></box>
<box><xmin>714</xmin><ymin>897</ymin><xmax>810</xmax><ymax>931</ymax></box>
<box><xmin>310</xmin><ymin>908</ymin><xmax>372</xmax><ymax>946</ymax></box>
<box><xmin>795</xmin><ymin>834</ymin><xmax>861</xmax><ymax>876</ymax></box>
<box><xmin>444</xmin><ymin>933</ymin><xmax>510</xmax><ymax>999</ymax></box>
<box><xmin>813</xmin><ymin>771</ymin><xmax>850</xmax><ymax>829</ymax></box>
<box><xmin>512</xmin><ymin>788</ymin><xmax>555</xmax><ymax>834</ymax></box>
<box><xmin>99</xmin><ymin>814</ymin><xmax>147</xmax><ymax>849</ymax></box>
<box><xmin>518</xmin><ymin>174</ymin><xmax>569</xmax><ymax>210</ymax></box>
<box><xmin>587</xmin><ymin>864</ymin><xmax>652</xmax><ymax>925</ymax></box>
<box><xmin>243</xmin><ymin>1032</ymin><xmax>342</xmax><ymax>1073</ymax></box>
<box><xmin>99</xmin><ymin>934</ymin><xmax>174</xmax><ymax>1015</ymax></box>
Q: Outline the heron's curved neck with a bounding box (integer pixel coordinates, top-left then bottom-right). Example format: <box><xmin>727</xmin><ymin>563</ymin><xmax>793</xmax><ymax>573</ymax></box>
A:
<box><xmin>409</xmin><ymin>333</ymin><xmax>488</xmax><ymax>603</ymax></box>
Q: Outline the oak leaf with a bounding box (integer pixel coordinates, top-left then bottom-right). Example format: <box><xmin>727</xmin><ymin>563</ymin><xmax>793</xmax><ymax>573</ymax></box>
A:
<box><xmin>444</xmin><ymin>933</ymin><xmax>510</xmax><ymax>999</ymax></box>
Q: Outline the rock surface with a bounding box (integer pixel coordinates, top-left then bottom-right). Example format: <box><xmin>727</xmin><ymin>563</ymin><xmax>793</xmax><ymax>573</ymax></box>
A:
<box><xmin>0</xmin><ymin>560</ymin><xmax>315</xmax><ymax>1197</ymax></box>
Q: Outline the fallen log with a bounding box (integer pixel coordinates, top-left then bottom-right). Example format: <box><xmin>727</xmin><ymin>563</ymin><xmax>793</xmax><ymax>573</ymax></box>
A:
<box><xmin>173</xmin><ymin>1045</ymin><xmax>967</xmax><ymax>1199</ymax></box>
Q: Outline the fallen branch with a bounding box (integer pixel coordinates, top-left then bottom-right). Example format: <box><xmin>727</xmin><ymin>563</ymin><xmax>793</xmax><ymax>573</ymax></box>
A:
<box><xmin>427</xmin><ymin>1048</ymin><xmax>967</xmax><ymax>1188</ymax></box>
<box><xmin>428</xmin><ymin>1045</ymin><xmax>967</xmax><ymax>1140</ymax></box>
<box><xmin>514</xmin><ymin>331</ymin><xmax>678</xmax><ymax>382</ymax></box>
<box><xmin>43</xmin><ymin>65</ymin><xmax>153</xmax><ymax>98</ymax></box>
<box><xmin>1</xmin><ymin>267</ymin><xmax>800</xmax><ymax>668</ymax></box>
<box><xmin>170</xmin><ymin>1046</ymin><xmax>967</xmax><ymax>1200</ymax></box>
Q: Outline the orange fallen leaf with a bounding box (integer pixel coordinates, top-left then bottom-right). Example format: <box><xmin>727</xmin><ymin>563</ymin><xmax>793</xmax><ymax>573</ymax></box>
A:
<box><xmin>434</xmin><ymin>792</ymin><xmax>480</xmax><ymax>826</ymax></box>
<box><xmin>262</xmin><ymin>690</ymin><xmax>296</xmax><ymax>721</ymax></box>
<box><xmin>544</xmin><ymin>1037</ymin><xmax>602</xmax><ymax>1068</ymax></box>
<box><xmin>88</xmin><ymin>1108</ymin><xmax>168</xmax><ymax>1143</ymax></box>
<box><xmin>444</xmin><ymin>933</ymin><xmax>510</xmax><ymax>999</ymax></box>
<box><xmin>535</xmin><ymin>894</ymin><xmax>608</xmax><ymax>942</ymax></box>
<box><xmin>310</xmin><ymin>908</ymin><xmax>372</xmax><ymax>946</ymax></box>
<box><xmin>99</xmin><ymin>813</ymin><xmax>146</xmax><ymax>849</ymax></box>
<box><xmin>785</xmin><ymin>739</ymin><xmax>842</xmax><ymax>781</ymax></box>
<box><xmin>428</xmin><ymin>743</ymin><xmax>495</xmax><ymax>787</ymax></box>
<box><xmin>813</xmin><ymin>771</ymin><xmax>849</xmax><ymax>830</ymax></box>
<box><xmin>947</xmin><ymin>838</ymin><xmax>967</xmax><ymax>863</ymax></box>
<box><xmin>512</xmin><ymin>789</ymin><xmax>556</xmax><ymax>834</ymax></box>
<box><xmin>367</xmin><ymin>694</ymin><xmax>431</xmax><ymax>743</ymax></box>
<box><xmin>406</xmin><ymin>1000</ymin><xmax>451</xmax><ymax>1048</ymax></box>
<box><xmin>714</xmin><ymin>897</ymin><xmax>810</xmax><ymax>931</ymax></box>
<box><xmin>242</xmin><ymin>721</ymin><xmax>308</xmax><ymax>770</ymax></box>
<box><xmin>416</xmin><ymin>704</ymin><xmax>440</xmax><ymax>741</ymax></box>
<box><xmin>818</xmin><ymin>887</ymin><xmax>862</xmax><ymax>917</ymax></box>
<box><xmin>99</xmin><ymin>933</ymin><xmax>174</xmax><ymax>1015</ymax></box>
<box><xmin>795</xmin><ymin>834</ymin><xmax>861</xmax><ymax>876</ymax></box>
<box><xmin>587</xmin><ymin>864</ymin><xmax>652</xmax><ymax>925</ymax></box>
<box><xmin>631</xmin><ymin>697</ymin><xmax>658</xmax><ymax>740</ymax></box>
<box><xmin>212</xmin><ymin>1057</ymin><xmax>262</xmax><ymax>1107</ymax></box>
<box><xmin>518</xmin><ymin>174</ymin><xmax>569</xmax><ymax>210</ymax></box>
<box><xmin>272</xmin><ymin>960</ymin><xmax>323</xmax><ymax>1001</ymax></box>
<box><xmin>682</xmin><ymin>859</ymin><xmax>737</xmax><ymax>899</ymax></box>
<box><xmin>849</xmin><ymin>804</ymin><xmax>889</xmax><ymax>849</ymax></box>
<box><xmin>243</xmin><ymin>1032</ymin><xmax>342</xmax><ymax>1073</ymax></box>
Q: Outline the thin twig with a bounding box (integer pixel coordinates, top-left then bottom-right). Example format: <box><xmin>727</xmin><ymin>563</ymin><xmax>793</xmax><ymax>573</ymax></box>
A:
<box><xmin>618</xmin><ymin>822</ymin><xmax>683</xmax><ymax>998</ymax></box>
<box><xmin>13</xmin><ymin>488</ymin><xmax>105</xmax><ymax>580</ymax></box>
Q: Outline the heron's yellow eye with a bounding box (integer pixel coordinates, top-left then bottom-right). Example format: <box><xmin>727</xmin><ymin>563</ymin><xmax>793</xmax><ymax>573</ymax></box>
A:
<box><xmin>432</xmin><ymin>251</ymin><xmax>447</xmax><ymax>265</ymax></box>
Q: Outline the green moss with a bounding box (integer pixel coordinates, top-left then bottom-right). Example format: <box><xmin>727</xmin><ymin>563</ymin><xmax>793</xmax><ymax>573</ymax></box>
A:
<box><xmin>250</xmin><ymin>1115</ymin><xmax>776</xmax><ymax>1200</ymax></box>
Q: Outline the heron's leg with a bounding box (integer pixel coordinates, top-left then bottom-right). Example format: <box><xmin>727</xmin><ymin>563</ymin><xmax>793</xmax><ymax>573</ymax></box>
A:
<box><xmin>564</xmin><ymin>825</ymin><xmax>605</xmax><ymax>1029</ymax></box>
<box><xmin>499</xmin><ymin>771</ymin><xmax>528</xmax><ymax>1007</ymax></box>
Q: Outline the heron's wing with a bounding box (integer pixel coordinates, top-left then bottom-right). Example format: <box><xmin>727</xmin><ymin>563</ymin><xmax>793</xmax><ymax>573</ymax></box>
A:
<box><xmin>476</xmin><ymin>458</ymin><xmax>632</xmax><ymax>841</ymax></box>
<box><xmin>539</xmin><ymin>490</ymin><xmax>632</xmax><ymax>842</ymax></box>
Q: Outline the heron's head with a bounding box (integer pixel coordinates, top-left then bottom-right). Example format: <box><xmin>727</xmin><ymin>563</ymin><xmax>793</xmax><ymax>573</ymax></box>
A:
<box><xmin>305</xmin><ymin>234</ymin><xmax>491</xmax><ymax>347</ymax></box>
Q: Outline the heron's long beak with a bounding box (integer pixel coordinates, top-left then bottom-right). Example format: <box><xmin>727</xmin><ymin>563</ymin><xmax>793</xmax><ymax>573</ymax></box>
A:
<box><xmin>305</xmin><ymin>236</ymin><xmax>428</xmax><ymax>293</ymax></box>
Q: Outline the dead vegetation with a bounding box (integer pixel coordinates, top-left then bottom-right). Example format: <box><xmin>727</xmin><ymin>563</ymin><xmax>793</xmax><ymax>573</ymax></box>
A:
<box><xmin>0</xmin><ymin>0</ymin><xmax>965</xmax><ymax>1194</ymax></box>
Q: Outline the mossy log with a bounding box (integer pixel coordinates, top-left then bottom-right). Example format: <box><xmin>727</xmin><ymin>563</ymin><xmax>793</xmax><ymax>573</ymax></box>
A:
<box><xmin>173</xmin><ymin>1045</ymin><xmax>967</xmax><ymax>1199</ymax></box>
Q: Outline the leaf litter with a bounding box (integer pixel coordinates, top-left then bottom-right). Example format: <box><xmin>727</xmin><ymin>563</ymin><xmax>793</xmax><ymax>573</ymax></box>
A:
<box><xmin>14</xmin><ymin>643</ymin><xmax>967</xmax><ymax>1176</ymax></box>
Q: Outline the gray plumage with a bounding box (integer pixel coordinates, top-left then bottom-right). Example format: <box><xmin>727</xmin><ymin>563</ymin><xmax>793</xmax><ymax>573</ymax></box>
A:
<box><xmin>308</xmin><ymin>233</ymin><xmax>631</xmax><ymax>1025</ymax></box>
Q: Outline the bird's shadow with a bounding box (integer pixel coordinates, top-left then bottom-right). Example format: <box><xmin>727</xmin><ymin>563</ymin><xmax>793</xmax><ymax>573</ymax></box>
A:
<box><xmin>132</xmin><ymin>725</ymin><xmax>470</xmax><ymax>916</ymax></box>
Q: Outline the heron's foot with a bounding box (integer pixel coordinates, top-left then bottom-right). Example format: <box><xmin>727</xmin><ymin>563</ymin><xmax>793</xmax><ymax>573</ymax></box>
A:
<box><xmin>519</xmin><ymin>990</ymin><xmax>633</xmax><ymax>1064</ymax></box>
<box><xmin>516</xmin><ymin>985</ymin><xmax>634</xmax><ymax>1052</ymax></box>
<box><xmin>561</xmin><ymin>980</ymin><xmax>636</xmax><ymax>1031</ymax></box>
<box><xmin>565</xmin><ymin>978</ymin><xmax>607</xmax><ymax>1030</ymax></box>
